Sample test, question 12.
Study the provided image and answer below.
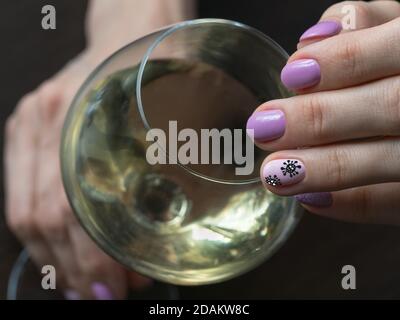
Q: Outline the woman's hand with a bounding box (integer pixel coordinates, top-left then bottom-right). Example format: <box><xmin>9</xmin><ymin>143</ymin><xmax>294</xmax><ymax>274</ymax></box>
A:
<box><xmin>4</xmin><ymin>0</ymin><xmax>194</xmax><ymax>299</ymax></box>
<box><xmin>247</xmin><ymin>1</ymin><xmax>400</xmax><ymax>224</ymax></box>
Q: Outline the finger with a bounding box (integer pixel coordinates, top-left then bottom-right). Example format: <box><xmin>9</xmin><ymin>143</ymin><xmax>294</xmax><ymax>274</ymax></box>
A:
<box><xmin>298</xmin><ymin>1</ymin><xmax>400</xmax><ymax>48</ymax></box>
<box><xmin>5</xmin><ymin>95</ymin><xmax>39</xmax><ymax>240</ymax></box>
<box><xmin>24</xmin><ymin>240</ymin><xmax>68</xmax><ymax>285</ymax></box>
<box><xmin>22</xmin><ymin>238</ymin><xmax>69</xmax><ymax>296</ymax></box>
<box><xmin>260</xmin><ymin>138</ymin><xmax>400</xmax><ymax>196</ymax></box>
<box><xmin>127</xmin><ymin>271</ymin><xmax>153</xmax><ymax>290</ymax></box>
<box><xmin>248</xmin><ymin>75</ymin><xmax>400</xmax><ymax>149</ymax></box>
<box><xmin>33</xmin><ymin>92</ymin><xmax>83</xmax><ymax>295</ymax></box>
<box><xmin>4</xmin><ymin>95</ymin><xmax>65</xmax><ymax>285</ymax></box>
<box><xmin>295</xmin><ymin>183</ymin><xmax>400</xmax><ymax>225</ymax></box>
<box><xmin>68</xmin><ymin>220</ymin><xmax>128</xmax><ymax>300</ymax></box>
<box><xmin>281</xmin><ymin>17</ymin><xmax>400</xmax><ymax>92</ymax></box>
<box><xmin>34</xmin><ymin>165</ymin><xmax>82</xmax><ymax>296</ymax></box>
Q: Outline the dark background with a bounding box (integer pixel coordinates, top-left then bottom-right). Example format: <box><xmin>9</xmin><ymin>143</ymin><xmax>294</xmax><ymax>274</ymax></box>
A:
<box><xmin>2</xmin><ymin>0</ymin><xmax>400</xmax><ymax>299</ymax></box>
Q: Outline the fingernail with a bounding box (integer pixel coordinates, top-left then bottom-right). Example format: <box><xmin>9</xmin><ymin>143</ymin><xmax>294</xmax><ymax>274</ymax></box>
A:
<box><xmin>295</xmin><ymin>192</ymin><xmax>333</xmax><ymax>207</ymax></box>
<box><xmin>64</xmin><ymin>289</ymin><xmax>80</xmax><ymax>300</ymax></box>
<box><xmin>300</xmin><ymin>21</ymin><xmax>342</xmax><ymax>42</ymax></box>
<box><xmin>91</xmin><ymin>282</ymin><xmax>114</xmax><ymax>300</ymax></box>
<box><xmin>246</xmin><ymin>110</ymin><xmax>286</xmax><ymax>142</ymax></box>
<box><xmin>263</xmin><ymin>159</ymin><xmax>305</xmax><ymax>187</ymax></box>
<box><xmin>281</xmin><ymin>59</ymin><xmax>321</xmax><ymax>90</ymax></box>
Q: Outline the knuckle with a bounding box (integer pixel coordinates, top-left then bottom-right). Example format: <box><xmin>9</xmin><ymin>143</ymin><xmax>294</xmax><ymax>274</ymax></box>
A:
<box><xmin>6</xmin><ymin>214</ymin><xmax>36</xmax><ymax>238</ymax></box>
<box><xmin>383</xmin><ymin>78</ymin><xmax>400</xmax><ymax>133</ymax></box>
<box><xmin>37</xmin><ymin>81</ymin><xmax>59</xmax><ymax>102</ymax></box>
<box><xmin>381</xmin><ymin>139</ymin><xmax>400</xmax><ymax>175</ymax></box>
<box><xmin>6</xmin><ymin>214</ymin><xmax>21</xmax><ymax>232</ymax></box>
<box><xmin>326</xmin><ymin>1</ymin><xmax>369</xmax><ymax>23</ymax></box>
<box><xmin>351</xmin><ymin>1</ymin><xmax>370</xmax><ymax>23</ymax></box>
<box><xmin>326</xmin><ymin>147</ymin><xmax>349</xmax><ymax>187</ymax></box>
<box><xmin>301</xmin><ymin>95</ymin><xmax>326</xmax><ymax>143</ymax></box>
<box><xmin>325</xmin><ymin>1</ymin><xmax>353</xmax><ymax>13</ymax></box>
<box><xmin>335</xmin><ymin>38</ymin><xmax>363</xmax><ymax>78</ymax></box>
<box><xmin>381</xmin><ymin>21</ymin><xmax>400</xmax><ymax>55</ymax></box>
<box><xmin>34</xmin><ymin>211</ymin><xmax>66</xmax><ymax>241</ymax></box>
<box><xmin>37</xmin><ymin>81</ymin><xmax>62</xmax><ymax>119</ymax></box>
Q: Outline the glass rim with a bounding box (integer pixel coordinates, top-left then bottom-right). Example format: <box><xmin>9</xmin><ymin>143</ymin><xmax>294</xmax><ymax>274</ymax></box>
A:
<box><xmin>135</xmin><ymin>18</ymin><xmax>289</xmax><ymax>186</ymax></box>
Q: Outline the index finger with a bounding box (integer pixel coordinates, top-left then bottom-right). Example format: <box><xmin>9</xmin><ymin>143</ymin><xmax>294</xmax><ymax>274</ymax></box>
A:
<box><xmin>298</xmin><ymin>1</ymin><xmax>400</xmax><ymax>48</ymax></box>
<box><xmin>281</xmin><ymin>17</ymin><xmax>400</xmax><ymax>92</ymax></box>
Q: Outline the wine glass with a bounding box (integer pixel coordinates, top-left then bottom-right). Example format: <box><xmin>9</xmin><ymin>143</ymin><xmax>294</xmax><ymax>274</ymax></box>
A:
<box><xmin>60</xmin><ymin>18</ymin><xmax>302</xmax><ymax>286</ymax></box>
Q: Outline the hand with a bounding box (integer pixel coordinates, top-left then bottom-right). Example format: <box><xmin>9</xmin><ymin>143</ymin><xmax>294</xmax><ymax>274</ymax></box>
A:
<box><xmin>246</xmin><ymin>1</ymin><xmax>400</xmax><ymax>224</ymax></box>
<box><xmin>4</xmin><ymin>0</ymin><xmax>194</xmax><ymax>299</ymax></box>
<box><xmin>5</xmin><ymin>51</ymin><xmax>152</xmax><ymax>300</ymax></box>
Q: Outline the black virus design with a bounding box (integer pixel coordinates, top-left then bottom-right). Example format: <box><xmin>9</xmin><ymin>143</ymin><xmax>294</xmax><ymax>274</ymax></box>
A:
<box><xmin>265</xmin><ymin>175</ymin><xmax>281</xmax><ymax>186</ymax></box>
<box><xmin>281</xmin><ymin>160</ymin><xmax>302</xmax><ymax>178</ymax></box>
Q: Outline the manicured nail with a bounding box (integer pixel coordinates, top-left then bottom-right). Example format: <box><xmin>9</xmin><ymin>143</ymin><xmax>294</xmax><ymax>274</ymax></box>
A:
<box><xmin>300</xmin><ymin>21</ymin><xmax>342</xmax><ymax>42</ymax></box>
<box><xmin>246</xmin><ymin>110</ymin><xmax>286</xmax><ymax>142</ymax></box>
<box><xmin>295</xmin><ymin>192</ymin><xmax>333</xmax><ymax>207</ymax></box>
<box><xmin>91</xmin><ymin>282</ymin><xmax>114</xmax><ymax>300</ymax></box>
<box><xmin>64</xmin><ymin>289</ymin><xmax>80</xmax><ymax>300</ymax></box>
<box><xmin>281</xmin><ymin>59</ymin><xmax>321</xmax><ymax>90</ymax></box>
<box><xmin>263</xmin><ymin>159</ymin><xmax>305</xmax><ymax>187</ymax></box>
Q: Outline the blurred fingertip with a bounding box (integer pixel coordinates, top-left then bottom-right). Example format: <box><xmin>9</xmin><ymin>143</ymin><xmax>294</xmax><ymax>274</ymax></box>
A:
<box><xmin>64</xmin><ymin>289</ymin><xmax>80</xmax><ymax>300</ymax></box>
<box><xmin>91</xmin><ymin>282</ymin><xmax>114</xmax><ymax>300</ymax></box>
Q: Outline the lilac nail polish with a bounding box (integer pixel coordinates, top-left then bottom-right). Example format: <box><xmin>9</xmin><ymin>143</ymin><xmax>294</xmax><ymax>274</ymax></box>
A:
<box><xmin>281</xmin><ymin>59</ymin><xmax>321</xmax><ymax>90</ymax></box>
<box><xmin>64</xmin><ymin>289</ymin><xmax>80</xmax><ymax>300</ymax></box>
<box><xmin>246</xmin><ymin>110</ymin><xmax>286</xmax><ymax>142</ymax></box>
<box><xmin>300</xmin><ymin>21</ymin><xmax>342</xmax><ymax>41</ymax></box>
<box><xmin>263</xmin><ymin>159</ymin><xmax>305</xmax><ymax>187</ymax></box>
<box><xmin>91</xmin><ymin>282</ymin><xmax>114</xmax><ymax>300</ymax></box>
<box><xmin>295</xmin><ymin>192</ymin><xmax>333</xmax><ymax>207</ymax></box>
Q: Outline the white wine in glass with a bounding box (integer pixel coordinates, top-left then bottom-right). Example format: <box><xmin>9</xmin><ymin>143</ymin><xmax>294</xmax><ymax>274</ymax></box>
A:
<box><xmin>61</xmin><ymin>19</ymin><xmax>301</xmax><ymax>285</ymax></box>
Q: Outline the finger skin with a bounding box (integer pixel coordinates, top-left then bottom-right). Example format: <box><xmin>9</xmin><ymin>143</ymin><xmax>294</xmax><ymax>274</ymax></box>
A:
<box><xmin>261</xmin><ymin>138</ymin><xmax>400</xmax><ymax>196</ymax></box>
<box><xmin>5</xmin><ymin>95</ymin><xmax>39</xmax><ymax>240</ymax></box>
<box><xmin>300</xmin><ymin>183</ymin><xmax>400</xmax><ymax>225</ymax></box>
<box><xmin>35</xmin><ymin>172</ymin><xmax>82</xmax><ymax>293</ymax></box>
<box><xmin>251</xmin><ymin>75</ymin><xmax>400</xmax><ymax>151</ymax></box>
<box><xmin>4</xmin><ymin>95</ymin><xmax>66</xmax><ymax>286</ymax></box>
<box><xmin>127</xmin><ymin>271</ymin><xmax>153</xmax><ymax>290</ymax></box>
<box><xmin>68</xmin><ymin>221</ymin><xmax>128</xmax><ymax>299</ymax></box>
<box><xmin>31</xmin><ymin>83</ymin><xmax>87</xmax><ymax>295</ymax></box>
